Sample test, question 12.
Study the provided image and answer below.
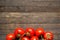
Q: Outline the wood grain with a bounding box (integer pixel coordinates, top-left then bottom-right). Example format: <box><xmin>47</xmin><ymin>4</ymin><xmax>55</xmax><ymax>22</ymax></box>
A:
<box><xmin>0</xmin><ymin>0</ymin><xmax>60</xmax><ymax>12</ymax></box>
<box><xmin>0</xmin><ymin>12</ymin><xmax>60</xmax><ymax>40</ymax></box>
<box><xmin>0</xmin><ymin>12</ymin><xmax>60</xmax><ymax>24</ymax></box>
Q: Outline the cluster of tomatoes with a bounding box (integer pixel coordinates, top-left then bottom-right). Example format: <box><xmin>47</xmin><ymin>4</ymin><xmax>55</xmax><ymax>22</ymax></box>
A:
<box><xmin>6</xmin><ymin>28</ymin><xmax>53</xmax><ymax>40</ymax></box>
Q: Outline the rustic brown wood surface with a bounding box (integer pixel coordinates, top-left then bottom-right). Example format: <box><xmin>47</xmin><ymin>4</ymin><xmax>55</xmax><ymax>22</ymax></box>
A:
<box><xmin>0</xmin><ymin>12</ymin><xmax>60</xmax><ymax>40</ymax></box>
<box><xmin>0</xmin><ymin>0</ymin><xmax>60</xmax><ymax>12</ymax></box>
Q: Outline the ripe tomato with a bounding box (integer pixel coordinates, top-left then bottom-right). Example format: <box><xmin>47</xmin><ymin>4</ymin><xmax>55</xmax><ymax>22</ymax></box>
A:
<box><xmin>21</xmin><ymin>37</ymin><xmax>29</xmax><ymax>40</ymax></box>
<box><xmin>6</xmin><ymin>34</ymin><xmax>15</xmax><ymax>40</ymax></box>
<box><xmin>44</xmin><ymin>32</ymin><xmax>53</xmax><ymax>40</ymax></box>
<box><xmin>14</xmin><ymin>28</ymin><xmax>25</xmax><ymax>37</ymax></box>
<box><xmin>31</xmin><ymin>36</ymin><xmax>39</xmax><ymax>40</ymax></box>
<box><xmin>25</xmin><ymin>28</ymin><xmax>35</xmax><ymax>37</ymax></box>
<box><xmin>35</xmin><ymin>28</ymin><xmax>45</xmax><ymax>37</ymax></box>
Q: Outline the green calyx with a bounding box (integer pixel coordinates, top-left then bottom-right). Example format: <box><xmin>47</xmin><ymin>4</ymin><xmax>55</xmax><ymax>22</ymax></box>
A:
<box><xmin>17</xmin><ymin>34</ymin><xmax>21</xmax><ymax>37</ymax></box>
<box><xmin>47</xmin><ymin>34</ymin><xmax>50</xmax><ymax>39</ymax></box>
<box><xmin>26</xmin><ymin>32</ymin><xmax>30</xmax><ymax>36</ymax></box>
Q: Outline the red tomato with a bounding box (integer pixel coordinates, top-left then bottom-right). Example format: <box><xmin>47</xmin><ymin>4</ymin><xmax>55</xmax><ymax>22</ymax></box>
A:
<box><xmin>44</xmin><ymin>32</ymin><xmax>53</xmax><ymax>40</ymax></box>
<box><xmin>21</xmin><ymin>37</ymin><xmax>29</xmax><ymax>40</ymax></box>
<box><xmin>31</xmin><ymin>36</ymin><xmax>39</xmax><ymax>40</ymax></box>
<box><xmin>6</xmin><ymin>34</ymin><xmax>15</xmax><ymax>40</ymax></box>
<box><xmin>14</xmin><ymin>28</ymin><xmax>25</xmax><ymax>37</ymax></box>
<box><xmin>35</xmin><ymin>28</ymin><xmax>45</xmax><ymax>37</ymax></box>
<box><xmin>25</xmin><ymin>28</ymin><xmax>35</xmax><ymax>37</ymax></box>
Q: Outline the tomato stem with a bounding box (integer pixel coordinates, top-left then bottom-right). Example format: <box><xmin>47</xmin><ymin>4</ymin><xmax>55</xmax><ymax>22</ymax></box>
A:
<box><xmin>41</xmin><ymin>35</ymin><xmax>44</xmax><ymax>40</ymax></box>
<box><xmin>17</xmin><ymin>34</ymin><xmax>21</xmax><ymax>37</ymax></box>
<box><xmin>42</xmin><ymin>38</ymin><xmax>44</xmax><ymax>40</ymax></box>
<box><xmin>18</xmin><ymin>38</ymin><xmax>21</xmax><ymax>40</ymax></box>
<box><xmin>21</xmin><ymin>32</ymin><xmax>30</xmax><ymax>38</ymax></box>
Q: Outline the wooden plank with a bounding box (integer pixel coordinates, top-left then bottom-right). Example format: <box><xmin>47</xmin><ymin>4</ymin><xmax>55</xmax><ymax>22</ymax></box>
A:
<box><xmin>0</xmin><ymin>0</ymin><xmax>60</xmax><ymax>6</ymax></box>
<box><xmin>0</xmin><ymin>12</ymin><xmax>60</xmax><ymax>24</ymax></box>
<box><xmin>0</xmin><ymin>6</ymin><xmax>60</xmax><ymax>12</ymax></box>
<box><xmin>0</xmin><ymin>12</ymin><xmax>60</xmax><ymax>17</ymax></box>
<box><xmin>0</xmin><ymin>16</ymin><xmax>60</xmax><ymax>24</ymax></box>
<box><xmin>0</xmin><ymin>0</ymin><xmax>60</xmax><ymax>12</ymax></box>
<box><xmin>0</xmin><ymin>24</ymin><xmax>60</xmax><ymax>34</ymax></box>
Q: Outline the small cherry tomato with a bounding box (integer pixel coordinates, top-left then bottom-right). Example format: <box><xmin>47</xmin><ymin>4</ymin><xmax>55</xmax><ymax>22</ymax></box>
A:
<box><xmin>6</xmin><ymin>34</ymin><xmax>15</xmax><ymax>40</ymax></box>
<box><xmin>21</xmin><ymin>37</ymin><xmax>29</xmax><ymax>40</ymax></box>
<box><xmin>35</xmin><ymin>28</ymin><xmax>45</xmax><ymax>37</ymax></box>
<box><xmin>25</xmin><ymin>28</ymin><xmax>35</xmax><ymax>37</ymax></box>
<box><xmin>44</xmin><ymin>32</ymin><xmax>53</xmax><ymax>40</ymax></box>
<box><xmin>14</xmin><ymin>28</ymin><xmax>25</xmax><ymax>37</ymax></box>
<box><xmin>31</xmin><ymin>36</ymin><xmax>39</xmax><ymax>40</ymax></box>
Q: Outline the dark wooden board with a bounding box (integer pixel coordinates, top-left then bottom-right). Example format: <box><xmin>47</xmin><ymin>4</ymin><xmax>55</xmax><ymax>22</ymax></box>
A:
<box><xmin>0</xmin><ymin>0</ymin><xmax>60</xmax><ymax>12</ymax></box>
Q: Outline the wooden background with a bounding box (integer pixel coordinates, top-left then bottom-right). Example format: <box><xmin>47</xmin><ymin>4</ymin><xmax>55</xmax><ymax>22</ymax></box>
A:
<box><xmin>0</xmin><ymin>12</ymin><xmax>60</xmax><ymax>40</ymax></box>
<box><xmin>0</xmin><ymin>0</ymin><xmax>60</xmax><ymax>12</ymax></box>
<box><xmin>0</xmin><ymin>0</ymin><xmax>60</xmax><ymax>40</ymax></box>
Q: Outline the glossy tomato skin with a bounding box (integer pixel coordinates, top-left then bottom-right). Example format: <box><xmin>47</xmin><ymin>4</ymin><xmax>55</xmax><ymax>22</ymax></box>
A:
<box><xmin>25</xmin><ymin>28</ymin><xmax>35</xmax><ymax>37</ymax></box>
<box><xmin>35</xmin><ymin>28</ymin><xmax>45</xmax><ymax>37</ymax></box>
<box><xmin>44</xmin><ymin>32</ymin><xmax>53</xmax><ymax>40</ymax></box>
<box><xmin>6</xmin><ymin>34</ymin><xmax>15</xmax><ymax>40</ymax></box>
<box><xmin>14</xmin><ymin>28</ymin><xmax>25</xmax><ymax>37</ymax></box>
<box><xmin>31</xmin><ymin>36</ymin><xmax>39</xmax><ymax>40</ymax></box>
<box><xmin>21</xmin><ymin>37</ymin><xmax>29</xmax><ymax>40</ymax></box>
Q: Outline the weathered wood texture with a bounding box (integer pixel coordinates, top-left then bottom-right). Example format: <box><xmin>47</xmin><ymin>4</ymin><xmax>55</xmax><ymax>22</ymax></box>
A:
<box><xmin>0</xmin><ymin>12</ymin><xmax>60</xmax><ymax>24</ymax></box>
<box><xmin>0</xmin><ymin>12</ymin><xmax>60</xmax><ymax>40</ymax></box>
<box><xmin>0</xmin><ymin>0</ymin><xmax>60</xmax><ymax>12</ymax></box>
